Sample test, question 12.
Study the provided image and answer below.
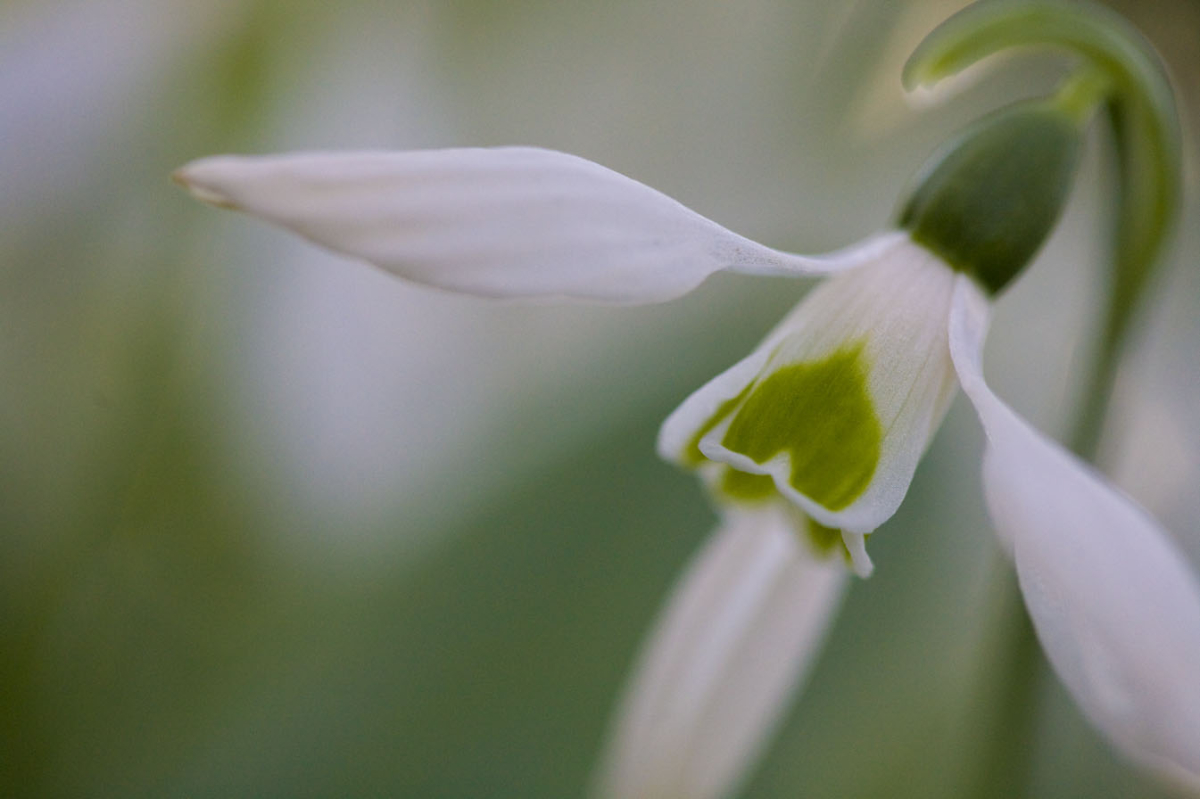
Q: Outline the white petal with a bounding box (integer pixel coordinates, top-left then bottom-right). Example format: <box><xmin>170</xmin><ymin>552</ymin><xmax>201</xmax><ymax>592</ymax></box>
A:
<box><xmin>949</xmin><ymin>277</ymin><xmax>1200</xmax><ymax>791</ymax></box>
<box><xmin>660</xmin><ymin>236</ymin><xmax>960</xmax><ymax>535</ymax></box>
<box><xmin>593</xmin><ymin>506</ymin><xmax>847</xmax><ymax>799</ymax></box>
<box><xmin>174</xmin><ymin>148</ymin><xmax>899</xmax><ymax>304</ymax></box>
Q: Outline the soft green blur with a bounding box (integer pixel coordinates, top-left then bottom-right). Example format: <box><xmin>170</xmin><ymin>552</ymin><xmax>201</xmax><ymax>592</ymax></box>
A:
<box><xmin>2</xmin><ymin>1</ymin><xmax>1197</xmax><ymax>797</ymax></box>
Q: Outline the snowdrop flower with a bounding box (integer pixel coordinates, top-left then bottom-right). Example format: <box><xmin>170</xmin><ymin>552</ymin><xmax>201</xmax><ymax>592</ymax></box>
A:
<box><xmin>173</xmin><ymin>4</ymin><xmax>1200</xmax><ymax>796</ymax></box>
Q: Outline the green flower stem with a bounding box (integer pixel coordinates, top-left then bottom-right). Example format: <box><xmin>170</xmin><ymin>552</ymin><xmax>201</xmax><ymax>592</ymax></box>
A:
<box><xmin>971</xmin><ymin>564</ymin><xmax>1046</xmax><ymax>799</ymax></box>
<box><xmin>1068</xmin><ymin>316</ymin><xmax>1124</xmax><ymax>463</ymax></box>
<box><xmin>906</xmin><ymin>0</ymin><xmax>1182</xmax><ymax>367</ymax></box>
<box><xmin>1052</xmin><ymin>67</ymin><xmax>1112</xmax><ymax>126</ymax></box>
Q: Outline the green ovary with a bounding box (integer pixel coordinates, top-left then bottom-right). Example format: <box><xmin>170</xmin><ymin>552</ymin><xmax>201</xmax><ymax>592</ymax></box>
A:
<box><xmin>720</xmin><ymin>344</ymin><xmax>882</xmax><ymax>511</ymax></box>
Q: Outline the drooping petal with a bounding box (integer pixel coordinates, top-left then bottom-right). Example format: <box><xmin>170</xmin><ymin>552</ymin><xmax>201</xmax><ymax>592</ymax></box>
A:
<box><xmin>593</xmin><ymin>506</ymin><xmax>847</xmax><ymax>799</ymax></box>
<box><xmin>174</xmin><ymin>148</ymin><xmax>899</xmax><ymax>303</ymax></box>
<box><xmin>659</xmin><ymin>235</ymin><xmax>960</xmax><ymax>538</ymax></box>
<box><xmin>949</xmin><ymin>277</ymin><xmax>1200</xmax><ymax>791</ymax></box>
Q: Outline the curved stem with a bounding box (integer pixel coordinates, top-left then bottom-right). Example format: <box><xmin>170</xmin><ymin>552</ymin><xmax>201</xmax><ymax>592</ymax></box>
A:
<box><xmin>970</xmin><ymin>564</ymin><xmax>1046</xmax><ymax>799</ymax></box>
<box><xmin>1068</xmin><ymin>315</ymin><xmax>1125</xmax><ymax>462</ymax></box>
<box><xmin>1052</xmin><ymin>68</ymin><xmax>1113</xmax><ymax>126</ymax></box>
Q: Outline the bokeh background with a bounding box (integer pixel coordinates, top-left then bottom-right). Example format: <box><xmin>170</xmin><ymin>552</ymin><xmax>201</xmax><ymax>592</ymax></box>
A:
<box><xmin>2</xmin><ymin>0</ymin><xmax>1198</xmax><ymax>796</ymax></box>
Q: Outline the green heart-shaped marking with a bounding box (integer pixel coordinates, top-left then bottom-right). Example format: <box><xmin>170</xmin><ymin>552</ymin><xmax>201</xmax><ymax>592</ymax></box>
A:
<box><xmin>720</xmin><ymin>343</ymin><xmax>881</xmax><ymax>511</ymax></box>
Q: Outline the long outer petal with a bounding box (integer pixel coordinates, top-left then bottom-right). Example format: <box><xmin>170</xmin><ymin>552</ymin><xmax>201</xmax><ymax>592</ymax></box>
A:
<box><xmin>593</xmin><ymin>506</ymin><xmax>847</xmax><ymax>799</ymax></box>
<box><xmin>949</xmin><ymin>276</ymin><xmax>1200</xmax><ymax>792</ymax></box>
<box><xmin>174</xmin><ymin>148</ymin><xmax>898</xmax><ymax>303</ymax></box>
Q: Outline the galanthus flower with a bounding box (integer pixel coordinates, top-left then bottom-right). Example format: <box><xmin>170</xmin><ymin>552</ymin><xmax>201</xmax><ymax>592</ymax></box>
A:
<box><xmin>173</xmin><ymin>7</ymin><xmax>1200</xmax><ymax>796</ymax></box>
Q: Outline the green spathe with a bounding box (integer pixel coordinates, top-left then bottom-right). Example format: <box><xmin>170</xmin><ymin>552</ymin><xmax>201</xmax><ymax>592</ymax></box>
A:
<box><xmin>900</xmin><ymin>104</ymin><xmax>1082</xmax><ymax>295</ymax></box>
<box><xmin>719</xmin><ymin>344</ymin><xmax>882</xmax><ymax>512</ymax></box>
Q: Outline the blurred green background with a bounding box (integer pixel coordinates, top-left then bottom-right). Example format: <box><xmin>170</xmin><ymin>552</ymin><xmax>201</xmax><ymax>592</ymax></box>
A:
<box><xmin>2</xmin><ymin>0</ymin><xmax>1198</xmax><ymax>796</ymax></box>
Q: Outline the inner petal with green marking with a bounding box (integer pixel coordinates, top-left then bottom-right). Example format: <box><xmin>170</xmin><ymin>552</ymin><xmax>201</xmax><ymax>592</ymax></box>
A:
<box><xmin>717</xmin><ymin>343</ymin><xmax>882</xmax><ymax>511</ymax></box>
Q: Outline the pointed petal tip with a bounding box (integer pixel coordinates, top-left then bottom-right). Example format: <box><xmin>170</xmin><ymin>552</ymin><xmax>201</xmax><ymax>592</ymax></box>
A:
<box><xmin>172</xmin><ymin>159</ymin><xmax>238</xmax><ymax>209</ymax></box>
<box><xmin>841</xmin><ymin>532</ymin><xmax>874</xmax><ymax>578</ymax></box>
